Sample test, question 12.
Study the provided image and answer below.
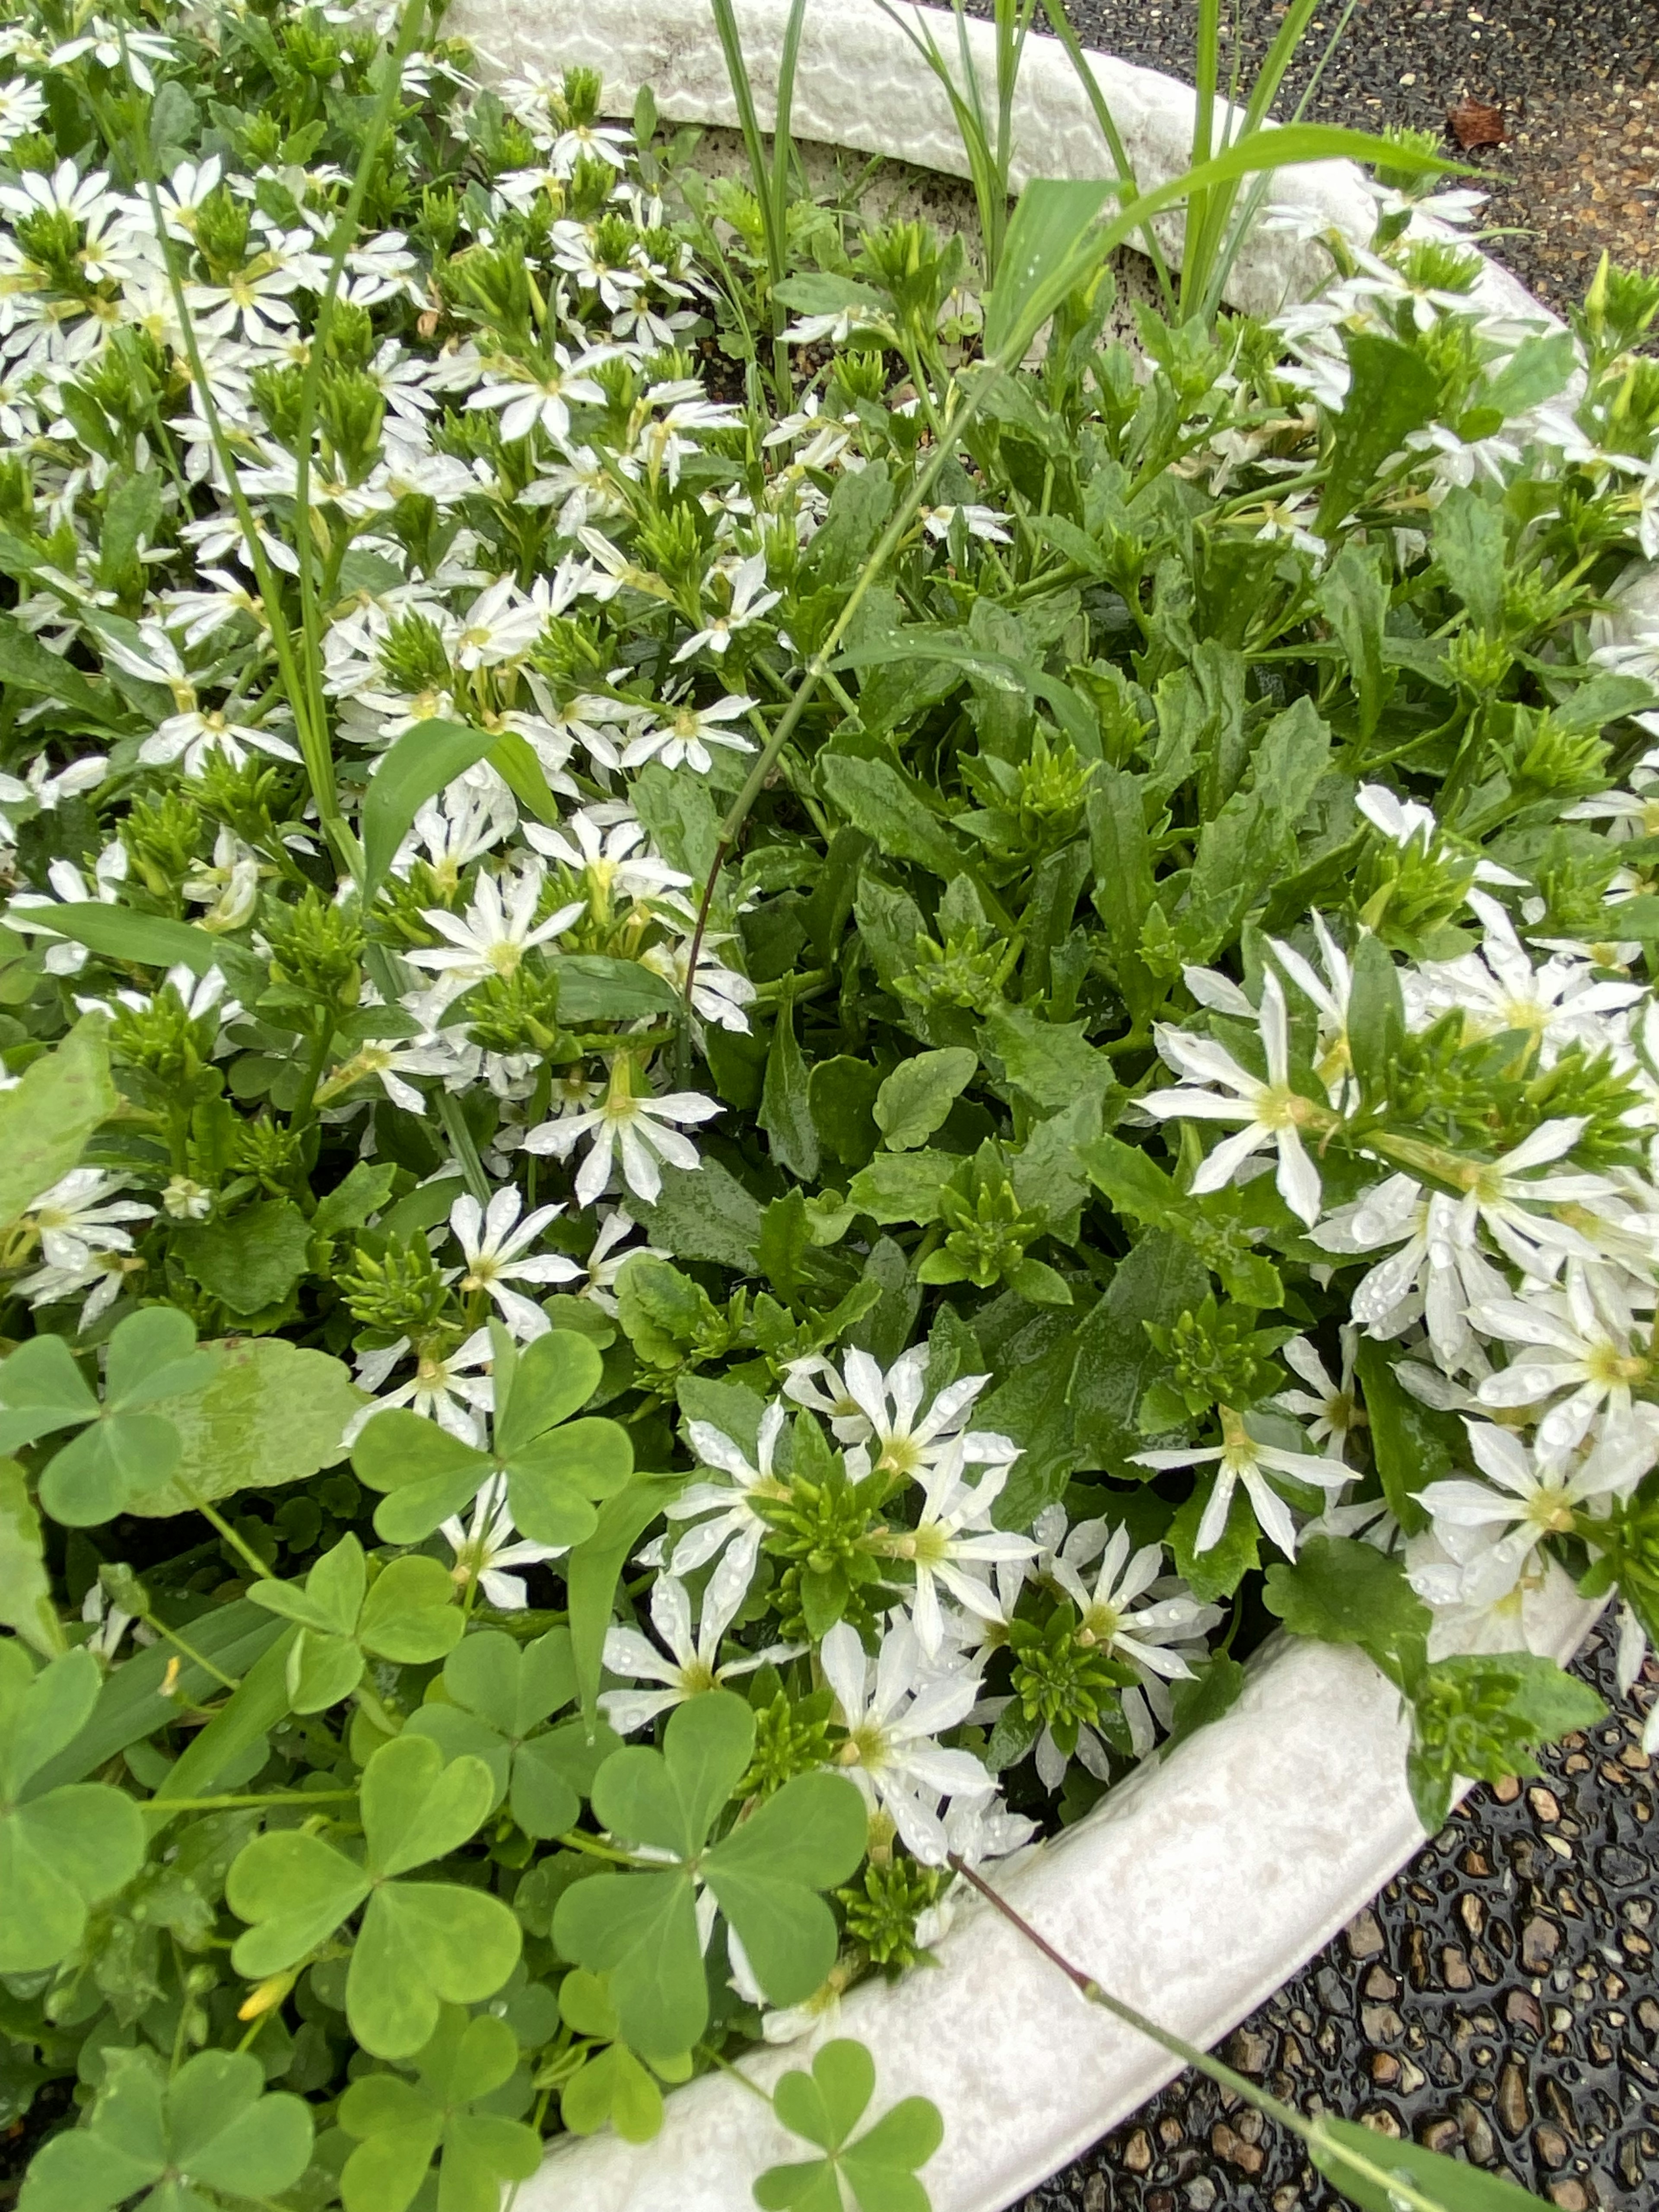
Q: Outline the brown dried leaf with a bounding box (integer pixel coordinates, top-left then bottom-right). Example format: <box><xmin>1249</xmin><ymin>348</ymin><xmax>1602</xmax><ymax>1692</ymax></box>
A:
<box><xmin>1448</xmin><ymin>98</ymin><xmax>1506</xmax><ymax>149</ymax></box>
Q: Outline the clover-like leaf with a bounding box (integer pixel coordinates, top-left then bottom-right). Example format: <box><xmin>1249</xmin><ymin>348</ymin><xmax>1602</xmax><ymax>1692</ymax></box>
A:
<box><xmin>227</xmin><ymin>1732</ymin><xmax>521</xmax><ymax>2058</ymax></box>
<box><xmin>339</xmin><ymin>2005</ymin><xmax>540</xmax><ymax>2212</ymax></box>
<box><xmin>553</xmin><ymin>1969</ymin><xmax>691</xmax><ymax>2144</ymax></box>
<box><xmin>755</xmin><ymin>2040</ymin><xmax>943</xmax><ymax>2212</ymax></box>
<box><xmin>353</xmin><ymin>1325</ymin><xmax>632</xmax><ymax>1550</ymax></box>
<box><xmin>0</xmin><ymin>1644</ymin><xmax>145</xmax><ymax>1972</ymax></box>
<box><xmin>404</xmin><ymin>1627</ymin><xmax>617</xmax><ymax>1839</ymax></box>
<box><xmin>19</xmin><ymin>2045</ymin><xmax>313</xmax><ymax>2212</ymax></box>
<box><xmin>0</xmin><ymin>1310</ymin><xmax>223</xmax><ymax>1528</ymax></box>
<box><xmin>249</xmin><ymin>1535</ymin><xmax>464</xmax><ymax>1713</ymax></box>
<box><xmin>553</xmin><ymin>1693</ymin><xmax>866</xmax><ymax>2059</ymax></box>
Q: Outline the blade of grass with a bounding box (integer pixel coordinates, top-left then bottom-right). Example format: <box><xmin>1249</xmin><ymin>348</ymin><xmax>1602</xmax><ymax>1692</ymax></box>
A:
<box><xmin>289</xmin><ymin>0</ymin><xmax>429</xmax><ymax>874</ymax></box>
<box><xmin>1036</xmin><ymin>0</ymin><xmax>1175</xmax><ymax>309</ymax></box>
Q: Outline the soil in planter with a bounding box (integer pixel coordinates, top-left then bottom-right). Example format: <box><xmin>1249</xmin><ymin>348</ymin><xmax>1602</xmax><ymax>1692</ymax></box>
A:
<box><xmin>986</xmin><ymin>0</ymin><xmax>1656</xmax><ymax>316</ymax></box>
<box><xmin>1020</xmin><ymin>1624</ymin><xmax>1659</xmax><ymax>2212</ymax></box>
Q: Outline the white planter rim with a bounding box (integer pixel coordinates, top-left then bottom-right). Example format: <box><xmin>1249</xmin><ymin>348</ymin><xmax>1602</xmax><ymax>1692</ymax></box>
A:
<box><xmin>444</xmin><ymin>6</ymin><xmax>1621</xmax><ymax>2206</ymax></box>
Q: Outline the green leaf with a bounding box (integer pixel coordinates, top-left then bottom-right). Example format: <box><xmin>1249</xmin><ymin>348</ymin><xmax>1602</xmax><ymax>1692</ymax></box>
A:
<box><xmin>0</xmin><ymin>610</ymin><xmax>121</xmax><ymax>723</ymax></box>
<box><xmin>354</xmin><ymin>1410</ymin><xmax>489</xmax><ymax>1545</ymax></box>
<box><xmin>1078</xmin><ymin>1135</ymin><xmax>1281</xmax><ymax>1306</ymax></box>
<box><xmin>566</xmin><ymin>1477</ymin><xmax>679</xmax><ymax>1731</ymax></box>
<box><xmin>556</xmin><ymin>1696</ymin><xmax>863</xmax><ymax>2057</ymax></box>
<box><xmin>635</xmin><ymin>1157</ymin><xmax>762</xmax><ymax>1271</ymax></box>
<box><xmin>1309</xmin><ymin>2113</ymin><xmax>1554</xmax><ymax>2212</ymax></box>
<box><xmin>13</xmin><ymin>903</ymin><xmax>264</xmax><ymax>1001</ymax></box>
<box><xmin>314</xmin><ymin>1161</ymin><xmax>399</xmax><ymax>1239</ymax></box>
<box><xmin>339</xmin><ymin>2007</ymin><xmax>540</xmax><ymax>2212</ymax></box>
<box><xmin>129</xmin><ymin>1337</ymin><xmax>363</xmax><ymax>1514</ymax></box>
<box><xmin>980</xmin><ymin>1006</ymin><xmax>1116</xmax><ymax>1116</ymax></box>
<box><xmin>560</xmin><ymin>2039</ymin><xmax>667</xmax><ymax>2142</ymax></box>
<box><xmin>874</xmin><ymin>1049</ymin><xmax>977</xmax><ymax>1151</ymax></box>
<box><xmin>0</xmin><ymin>1335</ymin><xmax>99</xmax><ymax>1452</ymax></box>
<box><xmin>847</xmin><ymin>1150</ymin><xmax>953</xmax><ymax>1226</ymax></box>
<box><xmin>1480</xmin><ymin>330</ymin><xmax>1575</xmax><ymax>421</ymax></box>
<box><xmin>552</xmin><ymin>953</ymin><xmax>682</xmax><ymax>1022</ymax></box>
<box><xmin>1316</xmin><ymin>544</ymin><xmax>1391</xmax><ymax>742</ymax></box>
<box><xmin>819</xmin><ymin>755</ymin><xmax>963</xmax><ymax>879</ymax></box>
<box><xmin>757</xmin><ymin>2041</ymin><xmax>943</xmax><ymax>2212</ymax></box>
<box><xmin>361</xmin><ymin>718</ymin><xmax>502</xmax><ymax>896</ymax></box>
<box><xmin>229</xmin><ymin>1735</ymin><xmax>520</xmax><ymax>2058</ymax></box>
<box><xmin>809</xmin><ymin>1057</ymin><xmax>884</xmax><ymax>1168</ymax></box>
<box><xmin>0</xmin><ymin>1015</ymin><xmax>117</xmax><ymax>1231</ymax></box>
<box><xmin>1433</xmin><ymin>487</ymin><xmax>1506</xmax><ymax>636</ymax></box>
<box><xmin>1345</xmin><ymin>934</ymin><xmax>1405</xmax><ymax>1108</ymax></box>
<box><xmin>0</xmin><ymin>1459</ymin><xmax>64</xmax><ymax>1657</ymax></box>
<box><xmin>1316</xmin><ymin>331</ymin><xmax>1441</xmax><ymax>534</ymax></box>
<box><xmin>172</xmin><ymin>1197</ymin><xmax>312</xmax><ymax>1316</ymax></box>
<box><xmin>1264</xmin><ymin>1535</ymin><xmax>1430</xmax><ymax>1688</ymax></box>
<box><xmin>1352</xmin><ymin>1341</ymin><xmax>1447</xmax><ymax>1538</ymax></box>
<box><xmin>761</xmin><ymin>995</ymin><xmax>820</xmax><ymax>1181</ymax></box>
<box><xmin>495</xmin><ymin>1326</ymin><xmax>603</xmax><ymax>1455</ymax></box>
<box><xmin>702</xmin><ymin>1770</ymin><xmax>868</xmax><ymax>2005</ymax></box>
<box><xmin>1069</xmin><ymin>1232</ymin><xmax>1210</xmax><ymax>1475</ymax></box>
<box><xmin>1168</xmin><ymin>1479</ymin><xmax>1260</xmax><ymax>1605</ymax></box>
<box><xmin>984</xmin><ymin>178</ymin><xmax>1116</xmax><ymax>361</ymax></box>
<box><xmin>1405</xmin><ymin>1653</ymin><xmax>1605</xmax><ymax>1835</ymax></box>
<box><xmin>0</xmin><ymin>1646</ymin><xmax>146</xmax><ymax>1973</ymax></box>
<box><xmin>19</xmin><ymin>2047</ymin><xmax>313</xmax><ymax>2212</ymax></box>
<box><xmin>349</xmin><ymin>1880</ymin><xmax>524</xmax><ymax>2060</ymax></box>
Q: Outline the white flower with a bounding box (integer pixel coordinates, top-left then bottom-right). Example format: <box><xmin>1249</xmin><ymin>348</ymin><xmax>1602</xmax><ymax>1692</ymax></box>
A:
<box><xmin>1415</xmin><ymin>1417</ymin><xmax>1651</xmax><ymax>1607</ymax></box>
<box><xmin>920</xmin><ymin>503</ymin><xmax>1013</xmax><ymax>544</ymax></box>
<box><xmin>1470</xmin><ymin>1265</ymin><xmax>1656</xmax><ymax>1456</ymax></box>
<box><xmin>575</xmin><ymin>1208</ymin><xmax>662</xmax><ymax>1314</ymax></box>
<box><xmin>465</xmin><ymin>344</ymin><xmax>610</xmax><ymax>445</ymax></box>
<box><xmin>819</xmin><ymin>1618</ymin><xmax>993</xmax><ymax>1864</ymax></box>
<box><xmin>599</xmin><ymin>1573</ymin><xmax>795</xmax><ymax>1734</ymax></box>
<box><xmin>1273</xmin><ymin>1329</ymin><xmax>1366</xmax><ymax>1462</ymax></box>
<box><xmin>658</xmin><ymin>1402</ymin><xmax>790</xmax><ymax>1604</ymax></box>
<box><xmin>1412</xmin><ymin>892</ymin><xmax>1643</xmax><ymax>1064</ymax></box>
<box><xmin>404</xmin><ymin>861</ymin><xmax>582</xmax><ymax>1011</ymax></box>
<box><xmin>441</xmin><ymin>1486</ymin><xmax>564</xmax><ymax>1609</ymax></box>
<box><xmin>1355</xmin><ymin>784</ymin><xmax>1526</xmax><ymax>890</ymax></box>
<box><xmin>1050</xmin><ymin>1523</ymin><xmax>1217</xmax><ymax>1677</ymax></box>
<box><xmin>1312</xmin><ymin>1173</ymin><xmax>1508</xmax><ymax>1371</ymax></box>
<box><xmin>1142</xmin><ymin>969</ymin><xmax>1327</xmax><ymax>1225</ymax></box>
<box><xmin>347</xmin><ymin>1328</ymin><xmax>495</xmax><ymax>1447</ymax></box>
<box><xmin>620</xmin><ymin>692</ymin><xmax>757</xmax><ymax>774</ymax></box>
<box><xmin>23</xmin><ymin>1170</ymin><xmax>153</xmax><ymax>1271</ymax></box>
<box><xmin>446</xmin><ymin>1187</ymin><xmax>578</xmax><ymax>1339</ymax></box>
<box><xmin>523</xmin><ymin>810</ymin><xmax>689</xmax><ymax>909</ymax></box>
<box><xmin>885</xmin><ymin>1443</ymin><xmax>1038</xmax><ymax>1658</ymax></box>
<box><xmin>453</xmin><ymin>578</ymin><xmax>548</xmax><ymax>669</ymax></box>
<box><xmin>521</xmin><ymin>1061</ymin><xmax>720</xmax><ymax>1206</ymax></box>
<box><xmin>1135</xmin><ymin>1408</ymin><xmax>1349</xmax><ymax>1557</ymax></box>
<box><xmin>671</xmin><ymin>553</ymin><xmax>781</xmax><ymax>663</ymax></box>
<box><xmin>784</xmin><ymin>1346</ymin><xmax>1016</xmax><ymax>1485</ymax></box>
<box><xmin>639</xmin><ymin>926</ymin><xmax>755</xmax><ymax>1035</ymax></box>
<box><xmin>0</xmin><ymin>750</ymin><xmax>106</xmax><ymax>815</ymax></box>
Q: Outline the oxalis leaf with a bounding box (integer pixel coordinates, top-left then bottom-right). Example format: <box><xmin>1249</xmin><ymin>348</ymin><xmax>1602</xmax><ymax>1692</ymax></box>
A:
<box><xmin>353</xmin><ymin>1320</ymin><xmax>631</xmax><ymax>1548</ymax></box>
<box><xmin>0</xmin><ymin>1308</ymin><xmax>222</xmax><ymax>1529</ymax></box>
<box><xmin>754</xmin><ymin>2038</ymin><xmax>944</xmax><ymax>2212</ymax></box>
<box><xmin>555</xmin><ymin>1967</ymin><xmax>692</xmax><ymax>2144</ymax></box>
<box><xmin>0</xmin><ymin>1644</ymin><xmax>146</xmax><ymax>1974</ymax></box>
<box><xmin>226</xmin><ymin>1730</ymin><xmax>521</xmax><ymax>2058</ymax></box>
<box><xmin>403</xmin><ymin>1625</ymin><xmax>620</xmax><ymax>1837</ymax></box>
<box><xmin>248</xmin><ymin>1532</ymin><xmax>464</xmax><ymax>1714</ymax></box>
<box><xmin>552</xmin><ymin>1691</ymin><xmax>867</xmax><ymax>2059</ymax></box>
<box><xmin>337</xmin><ymin>2005</ymin><xmax>541</xmax><ymax>2212</ymax></box>
<box><xmin>124</xmin><ymin>1335</ymin><xmax>363</xmax><ymax>1516</ymax></box>
<box><xmin>18</xmin><ymin>2047</ymin><xmax>313</xmax><ymax>2212</ymax></box>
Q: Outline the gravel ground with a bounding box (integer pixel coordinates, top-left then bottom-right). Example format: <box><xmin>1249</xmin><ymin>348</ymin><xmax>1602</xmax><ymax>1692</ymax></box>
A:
<box><xmin>1017</xmin><ymin>1626</ymin><xmax>1659</xmax><ymax>2212</ymax></box>
<box><xmin>1000</xmin><ymin>0</ymin><xmax>1657</xmax><ymax>312</ymax></box>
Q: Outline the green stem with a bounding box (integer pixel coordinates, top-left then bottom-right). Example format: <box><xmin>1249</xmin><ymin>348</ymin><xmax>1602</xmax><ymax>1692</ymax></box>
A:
<box><xmin>946</xmin><ymin>1855</ymin><xmax>1475</xmax><ymax>2212</ymax></box>
<box><xmin>143</xmin><ymin>1791</ymin><xmax>359</xmax><ymax>1814</ymax></box>
<box><xmin>700</xmin><ymin>2042</ymin><xmax>773</xmax><ymax>2102</ymax></box>
<box><xmin>681</xmin><ymin>362</ymin><xmax>1009</xmax><ymax>995</ymax></box>
<box><xmin>289</xmin><ymin>0</ymin><xmax>430</xmax><ymax>865</ymax></box>
<box><xmin>189</xmin><ymin>1497</ymin><xmax>275</xmax><ymax>1584</ymax></box>
<box><xmin>553</xmin><ymin>1829</ymin><xmax>652</xmax><ymax>1868</ymax></box>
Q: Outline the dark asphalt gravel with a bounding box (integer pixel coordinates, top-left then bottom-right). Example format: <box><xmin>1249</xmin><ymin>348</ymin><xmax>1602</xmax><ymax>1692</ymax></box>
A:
<box><xmin>987</xmin><ymin>0</ymin><xmax>1657</xmax><ymax>311</ymax></box>
<box><xmin>1017</xmin><ymin>1626</ymin><xmax>1659</xmax><ymax>2212</ymax></box>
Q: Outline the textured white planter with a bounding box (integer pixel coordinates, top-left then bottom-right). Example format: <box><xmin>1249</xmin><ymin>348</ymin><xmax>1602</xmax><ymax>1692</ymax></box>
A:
<box><xmin>442</xmin><ymin>6</ymin><xmax>1632</xmax><ymax>2204</ymax></box>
